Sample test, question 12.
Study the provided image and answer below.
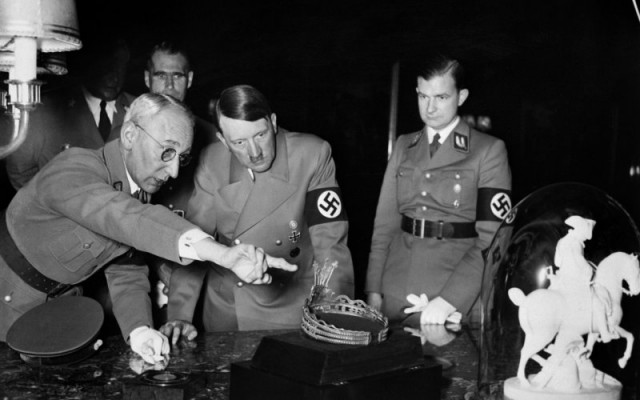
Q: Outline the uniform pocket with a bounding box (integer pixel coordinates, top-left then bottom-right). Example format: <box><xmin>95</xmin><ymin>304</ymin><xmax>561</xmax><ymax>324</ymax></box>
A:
<box><xmin>48</xmin><ymin>226</ymin><xmax>106</xmax><ymax>272</ymax></box>
<box><xmin>432</xmin><ymin>169</ymin><xmax>476</xmax><ymax>209</ymax></box>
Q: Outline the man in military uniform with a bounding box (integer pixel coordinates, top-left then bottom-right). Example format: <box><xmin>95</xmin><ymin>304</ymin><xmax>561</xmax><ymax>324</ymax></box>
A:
<box><xmin>166</xmin><ymin>84</ymin><xmax>354</xmax><ymax>331</ymax></box>
<box><xmin>0</xmin><ymin>93</ymin><xmax>295</xmax><ymax>364</ymax></box>
<box><xmin>366</xmin><ymin>54</ymin><xmax>512</xmax><ymax>325</ymax></box>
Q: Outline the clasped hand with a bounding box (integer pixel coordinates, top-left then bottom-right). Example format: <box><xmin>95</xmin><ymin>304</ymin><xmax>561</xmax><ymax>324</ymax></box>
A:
<box><xmin>222</xmin><ymin>243</ymin><xmax>297</xmax><ymax>284</ymax></box>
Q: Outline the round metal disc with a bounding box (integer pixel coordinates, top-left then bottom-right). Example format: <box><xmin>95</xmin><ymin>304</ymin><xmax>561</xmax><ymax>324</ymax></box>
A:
<box><xmin>140</xmin><ymin>371</ymin><xmax>191</xmax><ymax>387</ymax></box>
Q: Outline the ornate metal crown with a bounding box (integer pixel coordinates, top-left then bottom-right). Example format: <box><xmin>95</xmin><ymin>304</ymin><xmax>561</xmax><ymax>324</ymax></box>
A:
<box><xmin>301</xmin><ymin>260</ymin><xmax>389</xmax><ymax>346</ymax></box>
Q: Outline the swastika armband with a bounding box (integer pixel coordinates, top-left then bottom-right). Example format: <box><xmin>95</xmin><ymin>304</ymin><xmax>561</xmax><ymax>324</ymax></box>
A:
<box><xmin>477</xmin><ymin>188</ymin><xmax>512</xmax><ymax>221</ymax></box>
<box><xmin>305</xmin><ymin>187</ymin><xmax>347</xmax><ymax>227</ymax></box>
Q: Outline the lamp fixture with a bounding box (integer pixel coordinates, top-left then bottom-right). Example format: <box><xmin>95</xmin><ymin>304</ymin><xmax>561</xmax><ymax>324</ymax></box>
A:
<box><xmin>0</xmin><ymin>0</ymin><xmax>82</xmax><ymax>158</ymax></box>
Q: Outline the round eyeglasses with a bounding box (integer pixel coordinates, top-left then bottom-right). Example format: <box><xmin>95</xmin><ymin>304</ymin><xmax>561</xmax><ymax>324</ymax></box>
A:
<box><xmin>133</xmin><ymin>122</ymin><xmax>192</xmax><ymax>166</ymax></box>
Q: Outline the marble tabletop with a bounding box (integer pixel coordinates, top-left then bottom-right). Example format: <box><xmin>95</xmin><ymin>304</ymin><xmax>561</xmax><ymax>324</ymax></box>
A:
<box><xmin>0</xmin><ymin>323</ymin><xmax>481</xmax><ymax>400</ymax></box>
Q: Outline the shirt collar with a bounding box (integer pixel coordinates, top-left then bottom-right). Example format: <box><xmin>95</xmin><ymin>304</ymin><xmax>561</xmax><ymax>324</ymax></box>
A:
<box><xmin>82</xmin><ymin>87</ymin><xmax>117</xmax><ymax>124</ymax></box>
<box><xmin>124</xmin><ymin>166</ymin><xmax>140</xmax><ymax>195</ymax></box>
<box><xmin>427</xmin><ymin>116</ymin><xmax>460</xmax><ymax>143</ymax></box>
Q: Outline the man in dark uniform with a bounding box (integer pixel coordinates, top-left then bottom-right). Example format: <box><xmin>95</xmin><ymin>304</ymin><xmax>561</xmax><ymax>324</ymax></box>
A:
<box><xmin>0</xmin><ymin>93</ymin><xmax>295</xmax><ymax>364</ymax></box>
<box><xmin>366</xmin><ymin>54</ymin><xmax>512</xmax><ymax>325</ymax></box>
<box><xmin>165</xmin><ymin>84</ymin><xmax>354</xmax><ymax>331</ymax></box>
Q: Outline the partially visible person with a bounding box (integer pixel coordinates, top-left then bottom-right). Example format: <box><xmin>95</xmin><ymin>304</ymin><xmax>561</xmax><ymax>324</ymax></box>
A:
<box><xmin>366</xmin><ymin>54</ymin><xmax>512</xmax><ymax>325</ymax></box>
<box><xmin>164</xmin><ymin>84</ymin><xmax>354</xmax><ymax>331</ymax></box>
<box><xmin>142</xmin><ymin>40</ymin><xmax>218</xmax><ymax>320</ymax></box>
<box><xmin>144</xmin><ymin>40</ymin><xmax>217</xmax><ymax>219</ymax></box>
<box><xmin>5</xmin><ymin>35</ymin><xmax>135</xmax><ymax>190</ymax></box>
<box><xmin>0</xmin><ymin>93</ymin><xmax>296</xmax><ymax>365</ymax></box>
<box><xmin>4</xmin><ymin>36</ymin><xmax>136</xmax><ymax>332</ymax></box>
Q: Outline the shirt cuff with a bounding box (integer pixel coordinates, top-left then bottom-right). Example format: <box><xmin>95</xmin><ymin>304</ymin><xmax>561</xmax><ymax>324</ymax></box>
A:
<box><xmin>178</xmin><ymin>229</ymin><xmax>213</xmax><ymax>261</ymax></box>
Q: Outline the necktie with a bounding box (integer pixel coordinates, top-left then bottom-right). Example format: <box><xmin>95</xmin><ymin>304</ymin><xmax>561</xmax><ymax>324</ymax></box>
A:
<box><xmin>430</xmin><ymin>133</ymin><xmax>441</xmax><ymax>157</ymax></box>
<box><xmin>98</xmin><ymin>100</ymin><xmax>111</xmax><ymax>141</ymax></box>
<box><xmin>133</xmin><ymin>189</ymin><xmax>149</xmax><ymax>204</ymax></box>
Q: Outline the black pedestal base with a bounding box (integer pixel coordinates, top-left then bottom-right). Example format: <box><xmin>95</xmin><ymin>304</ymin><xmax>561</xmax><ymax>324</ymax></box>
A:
<box><xmin>230</xmin><ymin>358</ymin><xmax>442</xmax><ymax>400</ymax></box>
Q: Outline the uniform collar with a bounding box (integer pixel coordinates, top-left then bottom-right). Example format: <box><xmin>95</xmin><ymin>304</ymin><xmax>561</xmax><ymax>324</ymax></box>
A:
<box><xmin>427</xmin><ymin>116</ymin><xmax>460</xmax><ymax>144</ymax></box>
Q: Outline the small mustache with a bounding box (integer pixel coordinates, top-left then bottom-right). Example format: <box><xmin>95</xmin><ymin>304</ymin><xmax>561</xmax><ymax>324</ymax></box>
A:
<box><xmin>249</xmin><ymin>153</ymin><xmax>264</xmax><ymax>163</ymax></box>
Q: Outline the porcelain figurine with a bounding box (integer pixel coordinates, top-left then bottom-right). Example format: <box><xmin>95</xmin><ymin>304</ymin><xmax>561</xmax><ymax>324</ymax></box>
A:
<box><xmin>504</xmin><ymin>216</ymin><xmax>640</xmax><ymax>399</ymax></box>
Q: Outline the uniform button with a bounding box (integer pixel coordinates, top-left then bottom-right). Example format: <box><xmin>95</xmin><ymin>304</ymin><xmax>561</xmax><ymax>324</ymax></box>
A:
<box><xmin>237</xmin><ymin>281</ymin><xmax>244</xmax><ymax>288</ymax></box>
<box><xmin>83</xmin><ymin>243</ymin><xmax>92</xmax><ymax>249</ymax></box>
<box><xmin>4</xmin><ymin>295</ymin><xmax>11</xmax><ymax>303</ymax></box>
<box><xmin>425</xmin><ymin>173</ymin><xmax>431</xmax><ymax>179</ymax></box>
<box><xmin>421</xmin><ymin>206</ymin><xmax>427</xmax><ymax>211</ymax></box>
<box><xmin>168</xmin><ymin>204</ymin><xmax>174</xmax><ymax>210</ymax></box>
<box><xmin>233</xmin><ymin>239</ymin><xmax>241</xmax><ymax>245</ymax></box>
<box><xmin>399</xmin><ymin>171</ymin><xmax>404</xmax><ymax>176</ymax></box>
<box><xmin>276</xmin><ymin>240</ymin><xmax>282</xmax><ymax>246</ymax></box>
<box><xmin>421</xmin><ymin>191</ymin><xmax>427</xmax><ymax>197</ymax></box>
<box><xmin>455</xmin><ymin>173</ymin><xmax>461</xmax><ymax>179</ymax></box>
<box><xmin>453</xmin><ymin>200</ymin><xmax>460</xmax><ymax>208</ymax></box>
<box><xmin>454</xmin><ymin>184</ymin><xmax>461</xmax><ymax>193</ymax></box>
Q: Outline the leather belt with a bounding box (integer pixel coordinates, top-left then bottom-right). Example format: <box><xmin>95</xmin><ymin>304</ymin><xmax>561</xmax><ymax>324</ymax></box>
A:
<box><xmin>0</xmin><ymin>212</ymin><xmax>72</xmax><ymax>297</ymax></box>
<box><xmin>401</xmin><ymin>215</ymin><xmax>477</xmax><ymax>240</ymax></box>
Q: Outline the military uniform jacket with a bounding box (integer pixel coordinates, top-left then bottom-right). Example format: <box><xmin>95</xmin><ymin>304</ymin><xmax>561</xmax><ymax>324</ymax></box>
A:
<box><xmin>0</xmin><ymin>140</ymin><xmax>196</xmax><ymax>341</ymax></box>
<box><xmin>366</xmin><ymin>120</ymin><xmax>511</xmax><ymax>320</ymax></box>
<box><xmin>168</xmin><ymin>129</ymin><xmax>354</xmax><ymax>331</ymax></box>
<box><xmin>5</xmin><ymin>86</ymin><xmax>135</xmax><ymax>189</ymax></box>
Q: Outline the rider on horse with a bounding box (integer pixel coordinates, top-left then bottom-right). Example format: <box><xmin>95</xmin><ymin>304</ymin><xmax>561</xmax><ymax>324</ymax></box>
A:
<box><xmin>549</xmin><ymin>215</ymin><xmax>616</xmax><ymax>343</ymax></box>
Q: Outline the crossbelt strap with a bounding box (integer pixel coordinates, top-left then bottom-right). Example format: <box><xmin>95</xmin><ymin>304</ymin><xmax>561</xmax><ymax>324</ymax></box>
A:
<box><xmin>401</xmin><ymin>215</ymin><xmax>477</xmax><ymax>239</ymax></box>
<box><xmin>0</xmin><ymin>211</ymin><xmax>71</xmax><ymax>296</ymax></box>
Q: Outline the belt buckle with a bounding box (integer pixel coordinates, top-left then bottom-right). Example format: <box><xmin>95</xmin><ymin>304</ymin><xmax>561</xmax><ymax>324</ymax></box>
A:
<box><xmin>436</xmin><ymin>220</ymin><xmax>445</xmax><ymax>240</ymax></box>
<box><xmin>412</xmin><ymin>219</ymin><xmax>426</xmax><ymax>238</ymax></box>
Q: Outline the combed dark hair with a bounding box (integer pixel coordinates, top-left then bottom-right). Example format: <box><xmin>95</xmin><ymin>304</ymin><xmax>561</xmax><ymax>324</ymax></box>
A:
<box><xmin>417</xmin><ymin>54</ymin><xmax>466</xmax><ymax>91</ymax></box>
<box><xmin>146</xmin><ymin>40</ymin><xmax>191</xmax><ymax>71</ymax></box>
<box><xmin>213</xmin><ymin>85</ymin><xmax>272</xmax><ymax>132</ymax></box>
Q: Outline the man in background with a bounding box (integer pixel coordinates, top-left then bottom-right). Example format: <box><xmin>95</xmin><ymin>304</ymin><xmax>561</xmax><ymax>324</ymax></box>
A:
<box><xmin>142</xmin><ymin>41</ymin><xmax>217</xmax><ymax>318</ymax></box>
<box><xmin>144</xmin><ymin>40</ymin><xmax>217</xmax><ymax>219</ymax></box>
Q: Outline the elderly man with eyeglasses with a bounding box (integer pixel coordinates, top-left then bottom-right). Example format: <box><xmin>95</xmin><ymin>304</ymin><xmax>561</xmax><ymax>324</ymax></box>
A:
<box><xmin>0</xmin><ymin>93</ymin><xmax>296</xmax><ymax>366</ymax></box>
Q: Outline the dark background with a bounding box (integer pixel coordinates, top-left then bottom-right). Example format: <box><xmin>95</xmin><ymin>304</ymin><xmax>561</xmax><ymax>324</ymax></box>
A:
<box><xmin>3</xmin><ymin>0</ymin><xmax>640</xmax><ymax>297</ymax></box>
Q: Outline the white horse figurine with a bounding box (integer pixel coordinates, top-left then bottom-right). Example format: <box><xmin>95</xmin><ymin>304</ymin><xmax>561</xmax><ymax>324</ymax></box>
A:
<box><xmin>509</xmin><ymin>252</ymin><xmax>640</xmax><ymax>388</ymax></box>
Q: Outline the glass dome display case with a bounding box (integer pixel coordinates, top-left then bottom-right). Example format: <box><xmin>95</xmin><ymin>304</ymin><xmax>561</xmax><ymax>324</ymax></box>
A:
<box><xmin>478</xmin><ymin>182</ymin><xmax>640</xmax><ymax>400</ymax></box>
